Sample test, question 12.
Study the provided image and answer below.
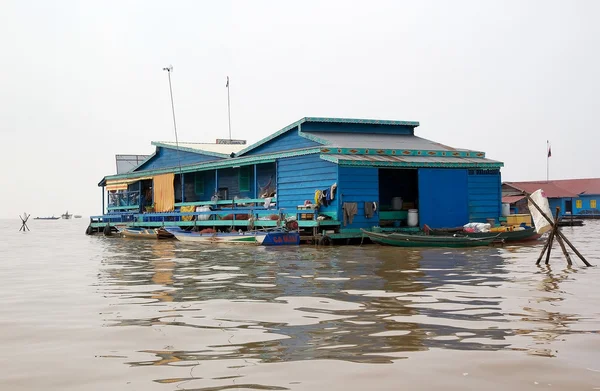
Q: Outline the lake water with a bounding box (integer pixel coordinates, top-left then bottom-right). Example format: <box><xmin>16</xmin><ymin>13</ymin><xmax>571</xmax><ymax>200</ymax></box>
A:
<box><xmin>1</xmin><ymin>218</ymin><xmax>600</xmax><ymax>390</ymax></box>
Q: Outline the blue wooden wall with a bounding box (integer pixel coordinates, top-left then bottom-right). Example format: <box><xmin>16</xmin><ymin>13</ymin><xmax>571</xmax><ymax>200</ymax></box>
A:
<box><xmin>338</xmin><ymin>167</ymin><xmax>379</xmax><ymax>230</ymax></box>
<box><xmin>277</xmin><ymin>154</ymin><xmax>338</xmax><ymax>217</ymax></box>
<box><xmin>242</xmin><ymin>128</ymin><xmax>320</xmax><ymax>156</ymax></box>
<box><xmin>135</xmin><ymin>147</ymin><xmax>219</xmax><ymax>172</ymax></box>
<box><xmin>549</xmin><ymin>194</ymin><xmax>600</xmax><ymax>216</ymax></box>
<box><xmin>467</xmin><ymin>169</ymin><xmax>501</xmax><ymax>223</ymax></box>
<box><xmin>418</xmin><ymin>168</ymin><xmax>469</xmax><ymax>228</ymax></box>
<box><xmin>301</xmin><ymin>122</ymin><xmax>415</xmax><ymax>135</ymax></box>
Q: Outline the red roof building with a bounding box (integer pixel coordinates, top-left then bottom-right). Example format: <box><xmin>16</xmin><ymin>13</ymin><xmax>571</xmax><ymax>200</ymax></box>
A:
<box><xmin>502</xmin><ymin>178</ymin><xmax>600</xmax><ymax>217</ymax></box>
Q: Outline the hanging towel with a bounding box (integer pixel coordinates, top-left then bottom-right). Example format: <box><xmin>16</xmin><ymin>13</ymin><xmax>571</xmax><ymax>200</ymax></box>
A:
<box><xmin>321</xmin><ymin>189</ymin><xmax>330</xmax><ymax>207</ymax></box>
<box><xmin>343</xmin><ymin>202</ymin><xmax>358</xmax><ymax>226</ymax></box>
<box><xmin>330</xmin><ymin>183</ymin><xmax>337</xmax><ymax>200</ymax></box>
<box><xmin>314</xmin><ymin>190</ymin><xmax>322</xmax><ymax>207</ymax></box>
<box><xmin>364</xmin><ymin>202</ymin><xmax>375</xmax><ymax>219</ymax></box>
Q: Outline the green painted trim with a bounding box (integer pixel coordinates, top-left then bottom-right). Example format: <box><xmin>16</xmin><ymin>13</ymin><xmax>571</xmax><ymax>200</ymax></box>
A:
<box><xmin>174</xmin><ymin>198</ymin><xmax>277</xmax><ymax>207</ymax></box>
<box><xmin>305</xmin><ymin>117</ymin><xmax>419</xmax><ymax>127</ymax></box>
<box><xmin>237</xmin><ymin>119</ymin><xmax>305</xmax><ymax>156</ymax></box>
<box><xmin>236</xmin><ymin>117</ymin><xmax>419</xmax><ymax>157</ymax></box>
<box><xmin>334</xmin><ymin>159</ymin><xmax>503</xmax><ymax>169</ymax></box>
<box><xmin>320</xmin><ymin>154</ymin><xmax>503</xmax><ymax>169</ymax></box>
<box><xmin>151</xmin><ymin>142</ymin><xmax>231</xmax><ymax>158</ymax></box>
<box><xmin>298</xmin><ymin>128</ymin><xmax>332</xmax><ymax>145</ymax></box>
<box><xmin>89</xmin><ymin>220</ymin><xmax>338</xmax><ymax>229</ymax></box>
<box><xmin>320</xmin><ymin>147</ymin><xmax>486</xmax><ymax>158</ymax></box>
<box><xmin>107</xmin><ymin>205</ymin><xmax>139</xmax><ymax>211</ymax></box>
<box><xmin>129</xmin><ymin>151</ymin><xmax>157</xmax><ymax>173</ymax></box>
<box><xmin>100</xmin><ymin>148</ymin><xmax>322</xmax><ymax>183</ymax></box>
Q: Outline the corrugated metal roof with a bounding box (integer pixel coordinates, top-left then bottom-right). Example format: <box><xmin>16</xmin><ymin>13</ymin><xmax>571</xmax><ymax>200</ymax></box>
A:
<box><xmin>504</xmin><ymin>178</ymin><xmax>600</xmax><ymax>198</ymax></box>
<box><xmin>304</xmin><ymin>132</ymin><xmax>470</xmax><ymax>152</ymax></box>
<box><xmin>502</xmin><ymin>195</ymin><xmax>526</xmax><ymax>204</ymax></box>
<box><xmin>322</xmin><ymin>154</ymin><xmax>502</xmax><ymax>168</ymax></box>
<box><xmin>153</xmin><ymin>141</ymin><xmax>246</xmax><ymax>155</ymax></box>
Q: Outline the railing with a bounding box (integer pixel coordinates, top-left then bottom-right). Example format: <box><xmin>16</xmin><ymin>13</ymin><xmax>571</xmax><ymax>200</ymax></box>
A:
<box><xmin>107</xmin><ymin>191</ymin><xmax>140</xmax><ymax>209</ymax></box>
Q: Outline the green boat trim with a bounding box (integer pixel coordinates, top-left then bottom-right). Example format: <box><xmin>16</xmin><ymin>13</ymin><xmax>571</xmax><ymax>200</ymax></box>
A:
<box><xmin>429</xmin><ymin>227</ymin><xmax>540</xmax><ymax>242</ymax></box>
<box><xmin>360</xmin><ymin>229</ymin><xmax>500</xmax><ymax>248</ymax></box>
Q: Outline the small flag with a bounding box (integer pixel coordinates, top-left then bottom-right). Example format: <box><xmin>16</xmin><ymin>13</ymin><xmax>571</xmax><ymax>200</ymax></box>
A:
<box><xmin>226</xmin><ymin>76</ymin><xmax>229</xmax><ymax>88</ymax></box>
<box><xmin>547</xmin><ymin>142</ymin><xmax>552</xmax><ymax>158</ymax></box>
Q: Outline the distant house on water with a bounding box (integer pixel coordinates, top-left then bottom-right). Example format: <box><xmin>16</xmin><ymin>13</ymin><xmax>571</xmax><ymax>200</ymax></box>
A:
<box><xmin>503</xmin><ymin>178</ymin><xmax>600</xmax><ymax>218</ymax></box>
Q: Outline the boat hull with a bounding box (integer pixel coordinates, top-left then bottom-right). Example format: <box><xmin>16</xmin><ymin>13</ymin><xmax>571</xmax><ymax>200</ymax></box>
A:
<box><xmin>361</xmin><ymin>229</ymin><xmax>498</xmax><ymax>248</ymax></box>
<box><xmin>430</xmin><ymin>227</ymin><xmax>540</xmax><ymax>242</ymax></box>
<box><xmin>120</xmin><ymin>227</ymin><xmax>174</xmax><ymax>239</ymax></box>
<box><xmin>169</xmin><ymin>229</ymin><xmax>300</xmax><ymax>246</ymax></box>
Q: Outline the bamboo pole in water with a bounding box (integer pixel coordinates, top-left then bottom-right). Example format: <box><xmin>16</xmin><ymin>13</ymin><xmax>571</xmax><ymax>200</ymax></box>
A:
<box><xmin>527</xmin><ymin>195</ymin><xmax>591</xmax><ymax>267</ymax></box>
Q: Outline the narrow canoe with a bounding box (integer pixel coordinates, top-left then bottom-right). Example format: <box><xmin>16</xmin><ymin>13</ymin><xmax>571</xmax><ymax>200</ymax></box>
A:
<box><xmin>120</xmin><ymin>227</ymin><xmax>174</xmax><ymax>239</ymax></box>
<box><xmin>361</xmin><ymin>229</ymin><xmax>499</xmax><ymax>248</ymax></box>
<box><xmin>167</xmin><ymin>228</ymin><xmax>300</xmax><ymax>246</ymax></box>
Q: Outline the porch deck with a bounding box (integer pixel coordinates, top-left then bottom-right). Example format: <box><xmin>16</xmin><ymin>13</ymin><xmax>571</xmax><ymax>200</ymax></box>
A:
<box><xmin>90</xmin><ymin>197</ymin><xmax>341</xmax><ymax>234</ymax></box>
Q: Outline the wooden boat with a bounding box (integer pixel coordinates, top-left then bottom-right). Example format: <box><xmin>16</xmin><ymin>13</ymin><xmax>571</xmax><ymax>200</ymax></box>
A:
<box><xmin>167</xmin><ymin>227</ymin><xmax>300</xmax><ymax>246</ymax></box>
<box><xmin>119</xmin><ymin>227</ymin><xmax>174</xmax><ymax>239</ymax></box>
<box><xmin>34</xmin><ymin>216</ymin><xmax>60</xmax><ymax>220</ymax></box>
<box><xmin>361</xmin><ymin>229</ymin><xmax>500</xmax><ymax>248</ymax></box>
<box><xmin>430</xmin><ymin>227</ymin><xmax>540</xmax><ymax>242</ymax></box>
<box><xmin>557</xmin><ymin>219</ymin><xmax>584</xmax><ymax>227</ymax></box>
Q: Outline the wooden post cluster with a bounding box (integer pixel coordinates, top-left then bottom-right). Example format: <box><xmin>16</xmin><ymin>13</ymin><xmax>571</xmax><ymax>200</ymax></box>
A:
<box><xmin>19</xmin><ymin>213</ymin><xmax>30</xmax><ymax>232</ymax></box>
<box><xmin>527</xmin><ymin>195</ymin><xmax>591</xmax><ymax>267</ymax></box>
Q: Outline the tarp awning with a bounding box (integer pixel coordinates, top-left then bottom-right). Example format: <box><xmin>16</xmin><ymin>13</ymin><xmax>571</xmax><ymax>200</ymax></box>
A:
<box><xmin>106</xmin><ymin>177</ymin><xmax>152</xmax><ymax>191</ymax></box>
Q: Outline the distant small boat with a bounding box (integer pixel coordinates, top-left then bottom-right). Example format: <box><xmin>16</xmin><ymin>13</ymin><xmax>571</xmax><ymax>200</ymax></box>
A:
<box><xmin>557</xmin><ymin>219</ymin><xmax>584</xmax><ymax>227</ymax></box>
<box><xmin>361</xmin><ymin>229</ymin><xmax>500</xmax><ymax>248</ymax></box>
<box><xmin>74</xmin><ymin>215</ymin><xmax>82</xmax><ymax>219</ymax></box>
<box><xmin>61</xmin><ymin>211</ymin><xmax>73</xmax><ymax>219</ymax></box>
<box><xmin>34</xmin><ymin>216</ymin><xmax>60</xmax><ymax>220</ymax></box>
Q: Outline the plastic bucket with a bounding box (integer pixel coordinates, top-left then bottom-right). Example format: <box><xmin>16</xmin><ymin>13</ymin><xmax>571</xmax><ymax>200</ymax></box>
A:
<box><xmin>407</xmin><ymin>209</ymin><xmax>419</xmax><ymax>227</ymax></box>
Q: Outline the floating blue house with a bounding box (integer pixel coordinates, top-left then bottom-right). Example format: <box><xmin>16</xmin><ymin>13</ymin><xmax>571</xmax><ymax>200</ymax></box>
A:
<box><xmin>92</xmin><ymin>117</ymin><xmax>504</xmax><ymax>238</ymax></box>
<box><xmin>503</xmin><ymin>179</ymin><xmax>600</xmax><ymax>218</ymax></box>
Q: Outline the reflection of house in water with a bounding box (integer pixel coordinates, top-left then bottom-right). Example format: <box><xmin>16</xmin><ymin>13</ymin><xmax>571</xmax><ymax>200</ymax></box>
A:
<box><xmin>518</xmin><ymin>266</ymin><xmax>579</xmax><ymax>358</ymax></box>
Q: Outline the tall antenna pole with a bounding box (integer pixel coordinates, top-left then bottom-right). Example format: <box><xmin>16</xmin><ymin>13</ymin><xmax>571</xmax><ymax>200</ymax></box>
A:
<box><xmin>226</xmin><ymin>76</ymin><xmax>232</xmax><ymax>140</ymax></box>
<box><xmin>163</xmin><ymin>65</ymin><xmax>184</xmax><ymax>203</ymax></box>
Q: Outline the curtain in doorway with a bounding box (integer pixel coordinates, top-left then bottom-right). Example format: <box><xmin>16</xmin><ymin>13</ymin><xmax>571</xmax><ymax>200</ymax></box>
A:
<box><xmin>153</xmin><ymin>173</ymin><xmax>175</xmax><ymax>212</ymax></box>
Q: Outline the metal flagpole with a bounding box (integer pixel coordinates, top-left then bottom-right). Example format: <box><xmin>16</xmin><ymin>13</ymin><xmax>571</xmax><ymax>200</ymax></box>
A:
<box><xmin>226</xmin><ymin>76</ymin><xmax>232</xmax><ymax>140</ymax></box>
<box><xmin>546</xmin><ymin>140</ymin><xmax>550</xmax><ymax>182</ymax></box>
<box><xmin>163</xmin><ymin>65</ymin><xmax>184</xmax><ymax>202</ymax></box>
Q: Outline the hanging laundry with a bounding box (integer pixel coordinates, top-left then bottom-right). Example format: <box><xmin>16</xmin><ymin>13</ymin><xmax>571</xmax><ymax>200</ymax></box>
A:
<box><xmin>314</xmin><ymin>190</ymin><xmax>322</xmax><ymax>207</ymax></box>
<box><xmin>330</xmin><ymin>183</ymin><xmax>337</xmax><ymax>200</ymax></box>
<box><xmin>364</xmin><ymin>202</ymin><xmax>375</xmax><ymax>219</ymax></box>
<box><xmin>321</xmin><ymin>189</ymin><xmax>330</xmax><ymax>207</ymax></box>
<box><xmin>343</xmin><ymin>202</ymin><xmax>358</xmax><ymax>226</ymax></box>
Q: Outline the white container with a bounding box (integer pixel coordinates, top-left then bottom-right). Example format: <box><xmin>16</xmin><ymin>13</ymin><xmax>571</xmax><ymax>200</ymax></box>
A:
<box><xmin>391</xmin><ymin>197</ymin><xmax>403</xmax><ymax>210</ymax></box>
<box><xmin>196</xmin><ymin>206</ymin><xmax>212</xmax><ymax>221</ymax></box>
<box><xmin>501</xmin><ymin>203</ymin><xmax>510</xmax><ymax>217</ymax></box>
<box><xmin>407</xmin><ymin>209</ymin><xmax>419</xmax><ymax>227</ymax></box>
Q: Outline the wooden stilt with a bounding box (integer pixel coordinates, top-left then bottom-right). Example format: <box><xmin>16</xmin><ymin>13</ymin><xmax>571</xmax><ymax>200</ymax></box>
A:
<box><xmin>527</xmin><ymin>195</ymin><xmax>591</xmax><ymax>267</ymax></box>
<box><xmin>555</xmin><ymin>233</ymin><xmax>573</xmax><ymax>266</ymax></box>
<box><xmin>544</xmin><ymin>208</ymin><xmax>561</xmax><ymax>264</ymax></box>
<box><xmin>536</xmin><ymin>238</ymin><xmax>551</xmax><ymax>265</ymax></box>
<box><xmin>545</xmin><ymin>229</ymin><xmax>555</xmax><ymax>264</ymax></box>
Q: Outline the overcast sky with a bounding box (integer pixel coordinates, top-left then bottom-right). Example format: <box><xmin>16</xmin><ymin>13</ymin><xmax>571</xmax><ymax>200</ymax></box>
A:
<box><xmin>1</xmin><ymin>0</ymin><xmax>598</xmax><ymax>218</ymax></box>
